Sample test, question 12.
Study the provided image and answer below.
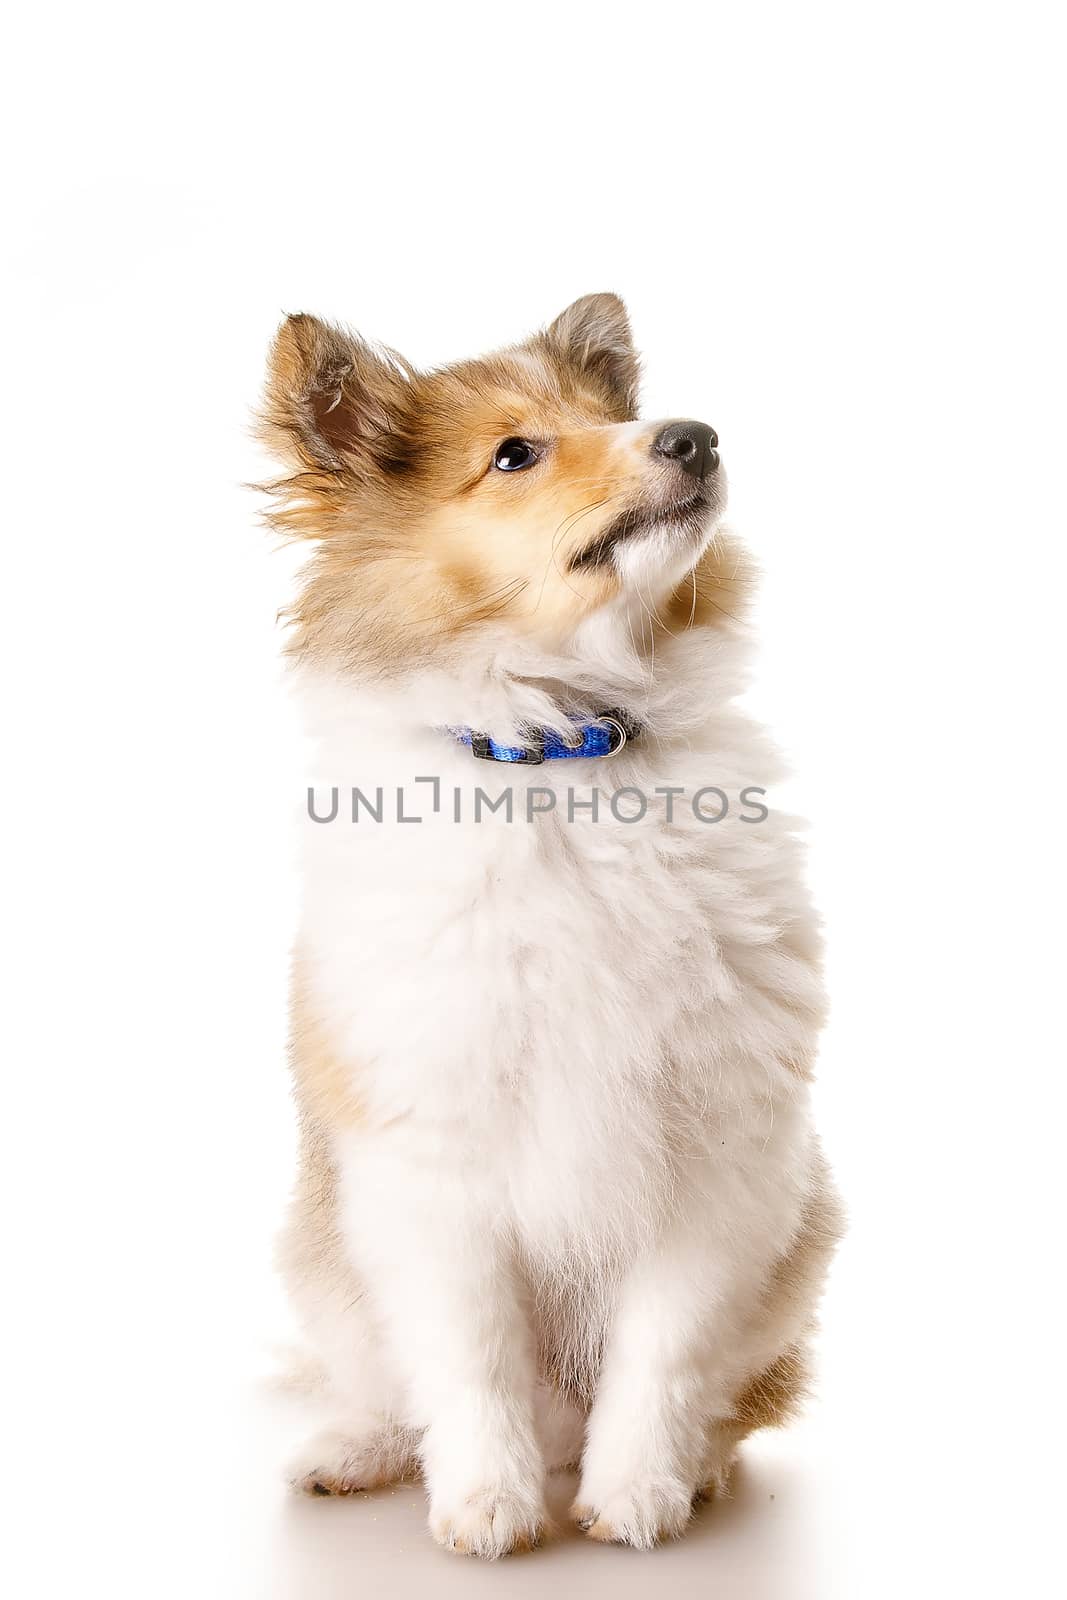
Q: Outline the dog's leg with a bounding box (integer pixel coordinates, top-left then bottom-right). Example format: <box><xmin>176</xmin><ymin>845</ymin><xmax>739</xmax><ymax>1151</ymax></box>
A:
<box><xmin>337</xmin><ymin>1133</ymin><xmax>546</xmax><ymax>1558</ymax></box>
<box><xmin>278</xmin><ymin>1113</ymin><xmax>419</xmax><ymax>1495</ymax></box>
<box><xmin>287</xmin><ymin>1419</ymin><xmax>419</xmax><ymax>1496</ymax></box>
<box><xmin>281</xmin><ymin>1279</ymin><xmax>422</xmax><ymax>1496</ymax></box>
<box><xmin>571</xmin><ymin>1219</ymin><xmax>720</xmax><ymax>1548</ymax></box>
<box><xmin>574</xmin><ymin>1147</ymin><xmax>841</xmax><ymax>1547</ymax></box>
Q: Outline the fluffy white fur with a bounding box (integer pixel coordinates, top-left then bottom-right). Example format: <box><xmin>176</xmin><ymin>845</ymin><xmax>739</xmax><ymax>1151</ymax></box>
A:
<box><xmin>280</xmin><ymin>565</ymin><xmax>836</xmax><ymax>1555</ymax></box>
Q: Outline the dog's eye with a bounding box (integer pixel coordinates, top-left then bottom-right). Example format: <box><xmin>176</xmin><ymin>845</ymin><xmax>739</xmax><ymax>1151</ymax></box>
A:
<box><xmin>493</xmin><ymin>438</ymin><xmax>538</xmax><ymax>472</ymax></box>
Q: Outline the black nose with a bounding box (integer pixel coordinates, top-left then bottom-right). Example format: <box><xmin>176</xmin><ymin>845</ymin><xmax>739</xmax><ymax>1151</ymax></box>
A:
<box><xmin>653</xmin><ymin>419</ymin><xmax>719</xmax><ymax>480</ymax></box>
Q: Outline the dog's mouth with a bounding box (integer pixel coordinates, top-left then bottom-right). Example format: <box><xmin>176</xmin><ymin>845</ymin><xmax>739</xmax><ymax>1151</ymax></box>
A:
<box><xmin>569</xmin><ymin>488</ymin><xmax>715</xmax><ymax>573</ymax></box>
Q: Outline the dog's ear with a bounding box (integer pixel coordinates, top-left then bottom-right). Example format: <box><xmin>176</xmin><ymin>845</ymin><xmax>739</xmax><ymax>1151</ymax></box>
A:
<box><xmin>261</xmin><ymin>313</ymin><xmax>412</xmax><ymax>475</ymax></box>
<box><xmin>542</xmin><ymin>293</ymin><xmax>639</xmax><ymax>418</ymax></box>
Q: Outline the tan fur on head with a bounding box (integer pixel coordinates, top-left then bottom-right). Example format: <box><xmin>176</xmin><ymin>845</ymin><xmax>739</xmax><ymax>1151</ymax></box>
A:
<box><xmin>258</xmin><ymin>294</ymin><xmax>749</xmax><ymax>676</ymax></box>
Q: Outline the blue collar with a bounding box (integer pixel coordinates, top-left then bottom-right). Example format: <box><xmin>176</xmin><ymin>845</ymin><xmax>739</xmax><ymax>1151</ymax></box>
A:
<box><xmin>451</xmin><ymin>709</ymin><xmax>640</xmax><ymax>765</ymax></box>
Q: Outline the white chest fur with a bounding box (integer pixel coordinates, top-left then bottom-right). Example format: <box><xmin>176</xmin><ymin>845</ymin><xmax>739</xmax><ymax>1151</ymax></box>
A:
<box><xmin>296</xmin><ymin>654</ymin><xmax>821</xmax><ymax>1264</ymax></box>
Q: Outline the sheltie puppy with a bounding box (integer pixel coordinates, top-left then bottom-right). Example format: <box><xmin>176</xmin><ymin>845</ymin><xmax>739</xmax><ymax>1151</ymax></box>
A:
<box><xmin>259</xmin><ymin>294</ymin><xmax>842</xmax><ymax>1557</ymax></box>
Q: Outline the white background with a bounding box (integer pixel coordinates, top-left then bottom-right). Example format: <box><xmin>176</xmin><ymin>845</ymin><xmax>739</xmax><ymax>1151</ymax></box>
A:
<box><xmin>3</xmin><ymin>4</ymin><xmax>1064</xmax><ymax>1595</ymax></box>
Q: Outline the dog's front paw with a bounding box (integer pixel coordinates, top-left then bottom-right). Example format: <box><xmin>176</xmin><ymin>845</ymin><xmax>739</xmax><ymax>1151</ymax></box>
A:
<box><xmin>288</xmin><ymin>1424</ymin><xmax>417</xmax><ymax>1496</ymax></box>
<box><xmin>430</xmin><ymin>1484</ymin><xmax>545</xmax><ymax>1558</ymax></box>
<box><xmin>572</xmin><ymin>1473</ymin><xmax>694</xmax><ymax>1548</ymax></box>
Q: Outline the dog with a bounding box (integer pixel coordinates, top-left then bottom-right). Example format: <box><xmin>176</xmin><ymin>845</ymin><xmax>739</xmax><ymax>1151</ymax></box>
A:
<box><xmin>258</xmin><ymin>294</ymin><xmax>842</xmax><ymax>1556</ymax></box>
